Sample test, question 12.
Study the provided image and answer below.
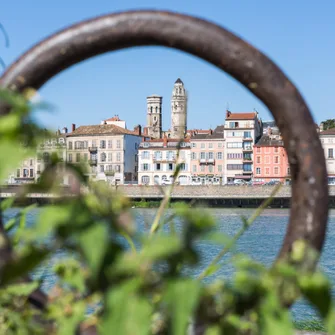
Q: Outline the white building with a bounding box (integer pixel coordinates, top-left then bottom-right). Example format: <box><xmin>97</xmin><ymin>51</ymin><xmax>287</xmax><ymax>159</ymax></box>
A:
<box><xmin>319</xmin><ymin>127</ymin><xmax>335</xmax><ymax>185</ymax></box>
<box><xmin>138</xmin><ymin>137</ymin><xmax>191</xmax><ymax>185</ymax></box>
<box><xmin>223</xmin><ymin>110</ymin><xmax>262</xmax><ymax>183</ymax></box>
<box><xmin>66</xmin><ymin>120</ymin><xmax>144</xmax><ymax>185</ymax></box>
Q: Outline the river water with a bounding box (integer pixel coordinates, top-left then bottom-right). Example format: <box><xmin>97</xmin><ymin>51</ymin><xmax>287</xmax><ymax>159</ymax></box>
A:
<box><xmin>3</xmin><ymin>207</ymin><xmax>335</xmax><ymax>321</ymax></box>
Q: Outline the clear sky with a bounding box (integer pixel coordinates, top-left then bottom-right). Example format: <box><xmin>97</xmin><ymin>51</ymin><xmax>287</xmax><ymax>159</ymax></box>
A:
<box><xmin>1</xmin><ymin>1</ymin><xmax>334</xmax><ymax>131</ymax></box>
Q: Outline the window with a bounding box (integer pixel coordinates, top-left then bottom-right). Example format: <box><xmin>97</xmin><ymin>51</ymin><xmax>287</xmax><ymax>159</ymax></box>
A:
<box><xmin>287</xmin><ymin>167</ymin><xmax>291</xmax><ymax>175</ymax></box>
<box><xmin>168</xmin><ymin>163</ymin><xmax>174</xmax><ymax>171</ymax></box>
<box><xmin>100</xmin><ymin>165</ymin><xmax>104</xmax><ymax>173</ymax></box>
<box><xmin>68</xmin><ymin>154</ymin><xmax>72</xmax><ymax>162</ymax></box>
<box><xmin>329</xmin><ymin>148</ymin><xmax>334</xmax><ymax>159</ymax></box>
<box><xmin>191</xmin><ymin>143</ymin><xmax>196</xmax><ymax>148</ymax></box>
<box><xmin>108</xmin><ymin>153</ymin><xmax>112</xmax><ymax>162</ymax></box>
<box><xmin>30</xmin><ymin>159</ymin><xmax>33</xmax><ymax>166</ymax></box>
<box><xmin>84</xmin><ymin>153</ymin><xmax>88</xmax><ymax>161</ymax></box>
<box><xmin>244</xmin><ymin>131</ymin><xmax>251</xmax><ymax>138</ymax></box>
<box><xmin>43</xmin><ymin>152</ymin><xmax>50</xmax><ymax>163</ymax></box>
<box><xmin>154</xmin><ymin>151</ymin><xmax>162</xmax><ymax>160</ymax></box>
<box><xmin>117</xmin><ymin>140</ymin><xmax>121</xmax><ymax>149</ymax></box>
<box><xmin>106</xmin><ymin>165</ymin><xmax>113</xmax><ymax>172</ymax></box>
<box><xmin>208</xmin><ymin>165</ymin><xmax>213</xmax><ymax>172</ymax></box>
<box><xmin>274</xmin><ymin>156</ymin><xmax>279</xmax><ymax>164</ymax></box>
<box><xmin>154</xmin><ymin>175</ymin><xmax>159</xmax><ymax>184</ymax></box>
<box><xmin>200</xmin><ymin>152</ymin><xmax>206</xmax><ymax>160</ymax></box>
<box><xmin>76</xmin><ymin>153</ymin><xmax>81</xmax><ymax>162</ymax></box>
<box><xmin>180</xmin><ymin>151</ymin><xmax>186</xmax><ymax>160</ymax></box>
<box><xmin>256</xmin><ymin>147</ymin><xmax>260</xmax><ymax>153</ymax></box>
<box><xmin>155</xmin><ymin>163</ymin><xmax>161</xmax><ymax>171</ymax></box>
<box><xmin>256</xmin><ymin>156</ymin><xmax>261</xmax><ymax>164</ymax></box>
<box><xmin>142</xmin><ymin>176</ymin><xmax>150</xmax><ymax>184</ymax></box>
<box><xmin>115</xmin><ymin>165</ymin><xmax>121</xmax><ymax>172</ymax></box>
<box><xmin>218</xmin><ymin>165</ymin><xmax>222</xmax><ymax>172</ymax></box>
<box><xmin>256</xmin><ymin>167</ymin><xmax>261</xmax><ymax>174</ymax></box>
<box><xmin>100</xmin><ymin>140</ymin><xmax>106</xmax><ymax>149</ymax></box>
<box><xmin>16</xmin><ymin>169</ymin><xmax>20</xmax><ymax>178</ymax></box>
<box><xmin>142</xmin><ymin>163</ymin><xmax>149</xmax><ymax>171</ymax></box>
<box><xmin>108</xmin><ymin>140</ymin><xmax>113</xmax><ymax>149</ymax></box>
<box><xmin>143</xmin><ymin>142</ymin><xmax>149</xmax><ymax>148</ymax></box>
<box><xmin>208</xmin><ymin>152</ymin><xmax>214</xmax><ymax>159</ymax></box>
<box><xmin>180</xmin><ymin>142</ymin><xmax>187</xmax><ymax>147</ymax></box>
<box><xmin>227</xmin><ymin>153</ymin><xmax>243</xmax><ymax>159</ymax></box>
<box><xmin>218</xmin><ymin>142</ymin><xmax>223</xmax><ymax>148</ymax></box>
<box><xmin>274</xmin><ymin>167</ymin><xmax>279</xmax><ymax>175</ymax></box>
<box><xmin>227</xmin><ymin>164</ymin><xmax>243</xmax><ymax>170</ymax></box>
<box><xmin>68</xmin><ymin>141</ymin><xmax>72</xmax><ymax>150</ymax></box>
<box><xmin>100</xmin><ymin>152</ymin><xmax>106</xmax><ymax>162</ymax></box>
<box><xmin>217</xmin><ymin>152</ymin><xmax>223</xmax><ymax>160</ymax></box>
<box><xmin>229</xmin><ymin>122</ymin><xmax>239</xmax><ymax>128</ymax></box>
<box><xmin>209</xmin><ymin>143</ymin><xmax>213</xmax><ymax>149</ymax></box>
<box><xmin>191</xmin><ymin>152</ymin><xmax>197</xmax><ymax>160</ymax></box>
<box><xmin>274</xmin><ymin>147</ymin><xmax>279</xmax><ymax>153</ymax></box>
<box><xmin>180</xmin><ymin>163</ymin><xmax>187</xmax><ymax>171</ymax></box>
<box><xmin>227</xmin><ymin>142</ymin><xmax>243</xmax><ymax>148</ymax></box>
<box><xmin>142</xmin><ymin>151</ymin><xmax>150</xmax><ymax>159</ymax></box>
<box><xmin>166</xmin><ymin>151</ymin><xmax>175</xmax><ymax>160</ymax></box>
<box><xmin>192</xmin><ymin>165</ymin><xmax>197</xmax><ymax>172</ymax></box>
<box><xmin>200</xmin><ymin>165</ymin><xmax>205</xmax><ymax>172</ymax></box>
<box><xmin>116</xmin><ymin>152</ymin><xmax>121</xmax><ymax>162</ymax></box>
<box><xmin>265</xmin><ymin>168</ymin><xmax>270</xmax><ymax>175</ymax></box>
<box><xmin>201</xmin><ymin>143</ymin><xmax>205</xmax><ymax>149</ymax></box>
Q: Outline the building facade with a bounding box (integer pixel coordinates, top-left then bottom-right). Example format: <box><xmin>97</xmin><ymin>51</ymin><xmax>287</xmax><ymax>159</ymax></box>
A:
<box><xmin>319</xmin><ymin>128</ymin><xmax>335</xmax><ymax>185</ymax></box>
<box><xmin>66</xmin><ymin>121</ymin><xmax>144</xmax><ymax>185</ymax></box>
<box><xmin>138</xmin><ymin>137</ymin><xmax>191</xmax><ymax>185</ymax></box>
<box><xmin>189</xmin><ymin>126</ymin><xmax>225</xmax><ymax>185</ymax></box>
<box><xmin>253</xmin><ymin>133</ymin><xmax>290</xmax><ymax>184</ymax></box>
<box><xmin>223</xmin><ymin>111</ymin><xmax>262</xmax><ymax>183</ymax></box>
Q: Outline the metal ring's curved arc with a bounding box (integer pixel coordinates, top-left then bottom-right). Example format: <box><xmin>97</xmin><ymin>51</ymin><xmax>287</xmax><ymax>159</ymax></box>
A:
<box><xmin>0</xmin><ymin>10</ymin><xmax>328</xmax><ymax>263</ymax></box>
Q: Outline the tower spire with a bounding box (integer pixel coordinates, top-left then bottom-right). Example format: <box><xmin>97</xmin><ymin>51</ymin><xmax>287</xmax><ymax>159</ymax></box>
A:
<box><xmin>171</xmin><ymin>78</ymin><xmax>187</xmax><ymax>139</ymax></box>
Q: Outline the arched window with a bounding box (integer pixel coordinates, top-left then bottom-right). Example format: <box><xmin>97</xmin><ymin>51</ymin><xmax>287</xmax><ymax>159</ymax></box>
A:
<box><xmin>178</xmin><ymin>175</ymin><xmax>188</xmax><ymax>185</ymax></box>
<box><xmin>155</xmin><ymin>106</ymin><xmax>158</xmax><ymax>113</ymax></box>
<box><xmin>162</xmin><ymin>175</ymin><xmax>167</xmax><ymax>181</ymax></box>
<box><xmin>141</xmin><ymin>175</ymin><xmax>150</xmax><ymax>185</ymax></box>
<box><xmin>150</xmin><ymin>106</ymin><xmax>153</xmax><ymax>113</ymax></box>
<box><xmin>154</xmin><ymin>175</ymin><xmax>160</xmax><ymax>185</ymax></box>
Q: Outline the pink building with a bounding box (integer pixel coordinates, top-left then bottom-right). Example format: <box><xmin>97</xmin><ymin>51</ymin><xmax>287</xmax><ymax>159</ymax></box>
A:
<box><xmin>190</xmin><ymin>126</ymin><xmax>225</xmax><ymax>185</ymax></box>
<box><xmin>253</xmin><ymin>133</ymin><xmax>291</xmax><ymax>184</ymax></box>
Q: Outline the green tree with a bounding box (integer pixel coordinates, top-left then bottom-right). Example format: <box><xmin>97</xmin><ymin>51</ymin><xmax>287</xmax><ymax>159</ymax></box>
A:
<box><xmin>321</xmin><ymin>119</ymin><xmax>335</xmax><ymax>130</ymax></box>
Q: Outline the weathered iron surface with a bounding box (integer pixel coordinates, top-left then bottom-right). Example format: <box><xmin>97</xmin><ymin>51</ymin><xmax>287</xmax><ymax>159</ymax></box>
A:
<box><xmin>0</xmin><ymin>9</ymin><xmax>328</xmax><ymax>330</ymax></box>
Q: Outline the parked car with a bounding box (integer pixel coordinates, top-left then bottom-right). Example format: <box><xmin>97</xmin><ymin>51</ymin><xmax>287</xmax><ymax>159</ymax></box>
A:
<box><xmin>233</xmin><ymin>179</ymin><xmax>246</xmax><ymax>185</ymax></box>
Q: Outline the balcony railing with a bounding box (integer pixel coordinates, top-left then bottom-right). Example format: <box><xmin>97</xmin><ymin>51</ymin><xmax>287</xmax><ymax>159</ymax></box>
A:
<box><xmin>243</xmin><ymin>157</ymin><xmax>252</xmax><ymax>161</ymax></box>
<box><xmin>199</xmin><ymin>158</ymin><xmax>215</xmax><ymax>164</ymax></box>
<box><xmin>89</xmin><ymin>147</ymin><xmax>98</xmax><ymax>152</ymax></box>
<box><xmin>243</xmin><ymin>147</ymin><xmax>252</xmax><ymax>151</ymax></box>
<box><xmin>243</xmin><ymin>137</ymin><xmax>253</xmax><ymax>141</ymax></box>
<box><xmin>207</xmin><ymin>158</ymin><xmax>215</xmax><ymax>164</ymax></box>
<box><xmin>89</xmin><ymin>159</ymin><xmax>97</xmax><ymax>166</ymax></box>
<box><xmin>105</xmin><ymin>171</ymin><xmax>115</xmax><ymax>176</ymax></box>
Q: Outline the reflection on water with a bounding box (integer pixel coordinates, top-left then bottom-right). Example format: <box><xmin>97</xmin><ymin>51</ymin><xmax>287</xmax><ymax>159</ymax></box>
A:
<box><xmin>4</xmin><ymin>207</ymin><xmax>335</xmax><ymax>320</ymax></box>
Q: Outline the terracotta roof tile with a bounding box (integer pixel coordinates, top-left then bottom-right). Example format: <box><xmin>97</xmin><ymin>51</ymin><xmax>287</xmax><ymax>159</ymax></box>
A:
<box><xmin>66</xmin><ymin>124</ymin><xmax>139</xmax><ymax>137</ymax></box>
<box><xmin>320</xmin><ymin>128</ymin><xmax>335</xmax><ymax>135</ymax></box>
<box><xmin>226</xmin><ymin>112</ymin><xmax>256</xmax><ymax>120</ymax></box>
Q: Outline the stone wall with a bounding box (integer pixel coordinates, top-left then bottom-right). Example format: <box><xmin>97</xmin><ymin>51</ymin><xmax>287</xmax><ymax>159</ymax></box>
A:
<box><xmin>115</xmin><ymin>185</ymin><xmax>335</xmax><ymax>199</ymax></box>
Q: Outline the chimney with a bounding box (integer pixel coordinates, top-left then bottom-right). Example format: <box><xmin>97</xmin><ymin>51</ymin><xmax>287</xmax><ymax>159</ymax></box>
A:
<box><xmin>226</xmin><ymin>110</ymin><xmax>231</xmax><ymax>118</ymax></box>
<box><xmin>62</xmin><ymin>127</ymin><xmax>68</xmax><ymax>134</ymax></box>
<box><xmin>133</xmin><ymin>125</ymin><xmax>142</xmax><ymax>136</ymax></box>
<box><xmin>72</xmin><ymin>123</ymin><xmax>76</xmax><ymax>132</ymax></box>
<box><xmin>163</xmin><ymin>134</ymin><xmax>168</xmax><ymax>147</ymax></box>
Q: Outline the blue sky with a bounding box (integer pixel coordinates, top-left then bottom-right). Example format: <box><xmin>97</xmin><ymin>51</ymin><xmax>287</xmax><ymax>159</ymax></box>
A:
<box><xmin>1</xmin><ymin>1</ymin><xmax>334</xmax><ymax>131</ymax></box>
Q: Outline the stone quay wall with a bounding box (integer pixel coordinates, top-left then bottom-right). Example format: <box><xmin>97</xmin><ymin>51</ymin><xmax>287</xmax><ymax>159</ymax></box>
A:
<box><xmin>115</xmin><ymin>185</ymin><xmax>335</xmax><ymax>199</ymax></box>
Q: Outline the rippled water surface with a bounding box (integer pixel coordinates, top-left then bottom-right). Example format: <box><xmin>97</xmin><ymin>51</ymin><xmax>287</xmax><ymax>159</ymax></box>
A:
<box><xmin>4</xmin><ymin>207</ymin><xmax>335</xmax><ymax>320</ymax></box>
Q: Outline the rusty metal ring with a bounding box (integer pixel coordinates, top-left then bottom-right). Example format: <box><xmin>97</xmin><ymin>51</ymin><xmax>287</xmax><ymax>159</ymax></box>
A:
<box><xmin>0</xmin><ymin>10</ymin><xmax>328</xmax><ymax>279</ymax></box>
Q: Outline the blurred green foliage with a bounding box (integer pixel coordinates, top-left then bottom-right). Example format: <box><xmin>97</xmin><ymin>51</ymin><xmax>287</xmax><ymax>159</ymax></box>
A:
<box><xmin>0</xmin><ymin>88</ymin><xmax>334</xmax><ymax>334</ymax></box>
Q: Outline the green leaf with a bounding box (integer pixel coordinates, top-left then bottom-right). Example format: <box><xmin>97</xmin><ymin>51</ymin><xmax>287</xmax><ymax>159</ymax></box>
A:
<box><xmin>55</xmin><ymin>300</ymin><xmax>86</xmax><ymax>335</ymax></box>
<box><xmin>0</xmin><ymin>247</ymin><xmax>50</xmax><ymax>285</ymax></box>
<box><xmin>4</xmin><ymin>281</ymin><xmax>39</xmax><ymax>296</ymax></box>
<box><xmin>0</xmin><ymin>197</ymin><xmax>15</xmax><ymax>211</ymax></box>
<box><xmin>164</xmin><ymin>279</ymin><xmax>201</xmax><ymax>335</ymax></box>
<box><xmin>78</xmin><ymin>222</ymin><xmax>108</xmax><ymax>278</ymax></box>
<box><xmin>299</xmin><ymin>272</ymin><xmax>335</xmax><ymax>333</ymax></box>
<box><xmin>258</xmin><ymin>291</ymin><xmax>294</xmax><ymax>335</ymax></box>
<box><xmin>101</xmin><ymin>280</ymin><xmax>152</xmax><ymax>335</ymax></box>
